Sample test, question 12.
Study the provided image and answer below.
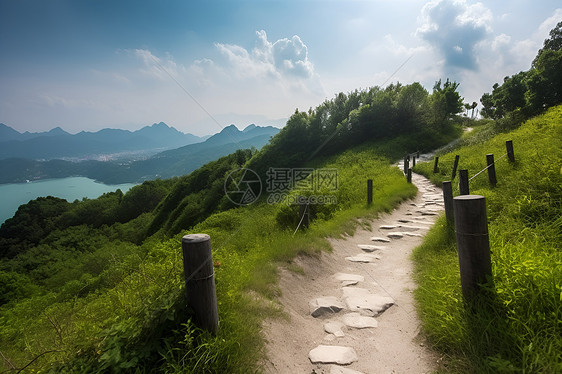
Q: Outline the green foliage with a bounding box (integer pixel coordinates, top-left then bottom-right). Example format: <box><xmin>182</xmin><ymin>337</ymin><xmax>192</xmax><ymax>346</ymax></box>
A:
<box><xmin>247</xmin><ymin>81</ymin><xmax>461</xmax><ymax>180</ymax></box>
<box><xmin>412</xmin><ymin>105</ymin><xmax>562</xmax><ymax>373</ymax></box>
<box><xmin>0</xmin><ymin>79</ymin><xmax>463</xmax><ymax>372</ymax></box>
<box><xmin>481</xmin><ymin>21</ymin><xmax>562</xmax><ymax>124</ymax></box>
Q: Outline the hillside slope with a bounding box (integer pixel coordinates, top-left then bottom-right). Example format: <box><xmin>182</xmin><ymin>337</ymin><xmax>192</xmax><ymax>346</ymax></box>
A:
<box><xmin>412</xmin><ymin>105</ymin><xmax>562</xmax><ymax>373</ymax></box>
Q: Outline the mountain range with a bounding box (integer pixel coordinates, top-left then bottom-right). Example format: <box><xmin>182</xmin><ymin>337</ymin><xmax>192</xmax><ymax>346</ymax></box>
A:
<box><xmin>0</xmin><ymin>122</ymin><xmax>205</xmax><ymax>160</ymax></box>
<box><xmin>0</xmin><ymin>124</ymin><xmax>280</xmax><ymax>184</ymax></box>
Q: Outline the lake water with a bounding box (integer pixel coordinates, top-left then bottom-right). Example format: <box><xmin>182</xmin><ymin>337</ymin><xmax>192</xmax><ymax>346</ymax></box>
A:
<box><xmin>0</xmin><ymin>177</ymin><xmax>137</xmax><ymax>226</ymax></box>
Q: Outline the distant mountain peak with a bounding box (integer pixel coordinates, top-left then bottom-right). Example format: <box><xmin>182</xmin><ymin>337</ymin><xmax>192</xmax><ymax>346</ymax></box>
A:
<box><xmin>47</xmin><ymin>127</ymin><xmax>69</xmax><ymax>136</ymax></box>
<box><xmin>243</xmin><ymin>124</ymin><xmax>257</xmax><ymax>132</ymax></box>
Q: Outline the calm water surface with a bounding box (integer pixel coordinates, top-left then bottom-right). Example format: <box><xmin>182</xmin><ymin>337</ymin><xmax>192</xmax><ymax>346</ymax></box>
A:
<box><xmin>0</xmin><ymin>177</ymin><xmax>137</xmax><ymax>225</ymax></box>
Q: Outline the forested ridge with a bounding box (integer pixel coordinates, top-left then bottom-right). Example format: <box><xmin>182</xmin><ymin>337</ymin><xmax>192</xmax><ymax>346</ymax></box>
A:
<box><xmin>0</xmin><ymin>21</ymin><xmax>560</xmax><ymax>373</ymax></box>
<box><xmin>0</xmin><ymin>77</ymin><xmax>464</xmax><ymax>372</ymax></box>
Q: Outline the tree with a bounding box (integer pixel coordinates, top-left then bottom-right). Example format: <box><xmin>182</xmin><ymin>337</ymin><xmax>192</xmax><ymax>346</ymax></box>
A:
<box><xmin>533</xmin><ymin>20</ymin><xmax>562</xmax><ymax>66</ymax></box>
<box><xmin>429</xmin><ymin>79</ymin><xmax>464</xmax><ymax>128</ymax></box>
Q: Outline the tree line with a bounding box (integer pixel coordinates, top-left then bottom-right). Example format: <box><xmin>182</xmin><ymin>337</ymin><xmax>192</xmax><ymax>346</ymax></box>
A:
<box><xmin>480</xmin><ymin>21</ymin><xmax>562</xmax><ymax>124</ymax></box>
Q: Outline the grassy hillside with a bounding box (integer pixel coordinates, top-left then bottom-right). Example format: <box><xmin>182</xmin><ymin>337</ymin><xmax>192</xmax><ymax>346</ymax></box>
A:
<box><xmin>412</xmin><ymin>105</ymin><xmax>562</xmax><ymax>373</ymax></box>
<box><xmin>0</xmin><ymin>81</ymin><xmax>465</xmax><ymax>372</ymax></box>
<box><xmin>0</xmin><ymin>139</ymin><xmax>420</xmax><ymax>373</ymax></box>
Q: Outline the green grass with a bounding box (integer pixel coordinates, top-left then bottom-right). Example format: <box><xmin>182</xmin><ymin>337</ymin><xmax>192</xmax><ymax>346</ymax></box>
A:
<box><xmin>0</xmin><ymin>138</ymin><xmax>420</xmax><ymax>373</ymax></box>
<box><xmin>412</xmin><ymin>105</ymin><xmax>562</xmax><ymax>373</ymax></box>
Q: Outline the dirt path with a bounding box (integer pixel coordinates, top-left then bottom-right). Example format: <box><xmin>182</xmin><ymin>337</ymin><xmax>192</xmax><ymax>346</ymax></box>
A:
<box><xmin>262</xmin><ymin>169</ymin><xmax>443</xmax><ymax>374</ymax></box>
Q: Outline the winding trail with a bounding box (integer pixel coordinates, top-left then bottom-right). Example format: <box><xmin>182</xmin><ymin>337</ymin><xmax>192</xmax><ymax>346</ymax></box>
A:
<box><xmin>262</xmin><ymin>157</ymin><xmax>443</xmax><ymax>374</ymax></box>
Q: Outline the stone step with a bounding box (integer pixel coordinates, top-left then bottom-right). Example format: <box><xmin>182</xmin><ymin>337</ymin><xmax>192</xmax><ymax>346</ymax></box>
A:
<box><xmin>342</xmin><ymin>312</ymin><xmax>378</xmax><ymax>329</ymax></box>
<box><xmin>309</xmin><ymin>296</ymin><xmax>345</xmax><ymax>317</ymax></box>
<box><xmin>308</xmin><ymin>345</ymin><xmax>358</xmax><ymax>365</ymax></box>
<box><xmin>357</xmin><ymin>244</ymin><xmax>386</xmax><ymax>252</ymax></box>
<box><xmin>324</xmin><ymin>321</ymin><xmax>346</xmax><ymax>337</ymax></box>
<box><xmin>345</xmin><ymin>254</ymin><xmax>381</xmax><ymax>263</ymax></box>
<box><xmin>344</xmin><ymin>294</ymin><xmax>394</xmax><ymax>316</ymax></box>
<box><xmin>370</xmin><ymin>236</ymin><xmax>391</xmax><ymax>243</ymax></box>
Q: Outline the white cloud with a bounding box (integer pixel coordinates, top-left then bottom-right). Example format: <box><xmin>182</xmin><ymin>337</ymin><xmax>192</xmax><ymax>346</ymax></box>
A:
<box><xmin>215</xmin><ymin>30</ymin><xmax>316</xmax><ymax>81</ymax></box>
<box><xmin>417</xmin><ymin>0</ymin><xmax>492</xmax><ymax>71</ymax></box>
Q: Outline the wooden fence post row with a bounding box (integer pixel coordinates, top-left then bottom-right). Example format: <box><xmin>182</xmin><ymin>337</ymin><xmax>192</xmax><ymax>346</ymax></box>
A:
<box><xmin>442</xmin><ymin>181</ymin><xmax>454</xmax><ymax>223</ymax></box>
<box><xmin>459</xmin><ymin>169</ymin><xmax>469</xmax><ymax>195</ymax></box>
<box><xmin>453</xmin><ymin>195</ymin><xmax>493</xmax><ymax>301</ymax></box>
<box><xmin>182</xmin><ymin>234</ymin><xmax>219</xmax><ymax>334</ymax></box>
<box><xmin>299</xmin><ymin>202</ymin><xmax>310</xmax><ymax>228</ymax></box>
<box><xmin>506</xmin><ymin>140</ymin><xmax>515</xmax><ymax>162</ymax></box>
<box><xmin>451</xmin><ymin>155</ymin><xmax>460</xmax><ymax>180</ymax></box>
<box><xmin>486</xmin><ymin>154</ymin><xmax>497</xmax><ymax>187</ymax></box>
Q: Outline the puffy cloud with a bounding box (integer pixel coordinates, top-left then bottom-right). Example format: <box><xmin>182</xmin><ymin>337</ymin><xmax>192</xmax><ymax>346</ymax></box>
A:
<box><xmin>417</xmin><ymin>0</ymin><xmax>492</xmax><ymax>71</ymax></box>
<box><xmin>216</xmin><ymin>30</ymin><xmax>316</xmax><ymax>80</ymax></box>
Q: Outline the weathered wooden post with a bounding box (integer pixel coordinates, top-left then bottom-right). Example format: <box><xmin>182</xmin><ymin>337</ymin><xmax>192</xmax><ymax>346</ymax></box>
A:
<box><xmin>433</xmin><ymin>156</ymin><xmax>439</xmax><ymax>174</ymax></box>
<box><xmin>367</xmin><ymin>179</ymin><xmax>373</xmax><ymax>205</ymax></box>
<box><xmin>451</xmin><ymin>155</ymin><xmax>460</xmax><ymax>180</ymax></box>
<box><xmin>416</xmin><ymin>151</ymin><xmax>420</xmax><ymax>158</ymax></box>
<box><xmin>459</xmin><ymin>169</ymin><xmax>469</xmax><ymax>195</ymax></box>
<box><xmin>486</xmin><ymin>154</ymin><xmax>497</xmax><ymax>187</ymax></box>
<box><xmin>442</xmin><ymin>181</ymin><xmax>454</xmax><ymax>223</ymax></box>
<box><xmin>412</xmin><ymin>156</ymin><xmax>416</xmax><ymax>167</ymax></box>
<box><xmin>453</xmin><ymin>195</ymin><xmax>493</xmax><ymax>300</ymax></box>
<box><xmin>407</xmin><ymin>168</ymin><xmax>412</xmax><ymax>183</ymax></box>
<box><xmin>182</xmin><ymin>234</ymin><xmax>219</xmax><ymax>334</ymax></box>
<box><xmin>404</xmin><ymin>157</ymin><xmax>409</xmax><ymax>176</ymax></box>
<box><xmin>506</xmin><ymin>140</ymin><xmax>515</xmax><ymax>162</ymax></box>
<box><xmin>299</xmin><ymin>201</ymin><xmax>310</xmax><ymax>228</ymax></box>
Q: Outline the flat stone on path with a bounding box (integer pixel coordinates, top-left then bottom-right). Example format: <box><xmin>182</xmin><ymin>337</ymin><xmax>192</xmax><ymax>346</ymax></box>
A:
<box><xmin>342</xmin><ymin>312</ymin><xmax>378</xmax><ymax>329</ymax></box>
<box><xmin>330</xmin><ymin>365</ymin><xmax>366</xmax><ymax>374</ymax></box>
<box><xmin>345</xmin><ymin>254</ymin><xmax>381</xmax><ymax>263</ymax></box>
<box><xmin>379</xmin><ymin>224</ymin><xmax>397</xmax><ymax>230</ymax></box>
<box><xmin>308</xmin><ymin>345</ymin><xmax>358</xmax><ymax>365</ymax></box>
<box><xmin>398</xmin><ymin>225</ymin><xmax>425</xmax><ymax>231</ymax></box>
<box><xmin>324</xmin><ymin>321</ymin><xmax>345</xmax><ymax>337</ymax></box>
<box><xmin>397</xmin><ymin>219</ymin><xmax>412</xmax><ymax>223</ymax></box>
<box><xmin>387</xmin><ymin>232</ymin><xmax>404</xmax><ymax>239</ymax></box>
<box><xmin>370</xmin><ymin>236</ymin><xmax>391</xmax><ymax>243</ymax></box>
<box><xmin>403</xmin><ymin>232</ymin><xmax>423</xmax><ymax>237</ymax></box>
<box><xmin>344</xmin><ymin>294</ymin><xmax>394</xmax><ymax>316</ymax></box>
<box><xmin>309</xmin><ymin>297</ymin><xmax>345</xmax><ymax>317</ymax></box>
<box><xmin>357</xmin><ymin>244</ymin><xmax>386</xmax><ymax>252</ymax></box>
<box><xmin>334</xmin><ymin>273</ymin><xmax>364</xmax><ymax>283</ymax></box>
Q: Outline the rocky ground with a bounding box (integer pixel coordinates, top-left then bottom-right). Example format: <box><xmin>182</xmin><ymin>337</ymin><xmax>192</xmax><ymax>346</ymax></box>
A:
<box><xmin>262</xmin><ymin>166</ymin><xmax>444</xmax><ymax>374</ymax></box>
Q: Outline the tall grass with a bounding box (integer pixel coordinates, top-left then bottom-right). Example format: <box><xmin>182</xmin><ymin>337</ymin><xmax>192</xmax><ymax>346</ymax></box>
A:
<box><xmin>0</xmin><ymin>139</ymin><xmax>417</xmax><ymax>373</ymax></box>
<box><xmin>412</xmin><ymin>105</ymin><xmax>562</xmax><ymax>373</ymax></box>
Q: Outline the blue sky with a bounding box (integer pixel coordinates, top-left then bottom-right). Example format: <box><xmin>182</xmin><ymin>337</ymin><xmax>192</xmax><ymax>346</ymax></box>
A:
<box><xmin>1</xmin><ymin>0</ymin><xmax>560</xmax><ymax>135</ymax></box>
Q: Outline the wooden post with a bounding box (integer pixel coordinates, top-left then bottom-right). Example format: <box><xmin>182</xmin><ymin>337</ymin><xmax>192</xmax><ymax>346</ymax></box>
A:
<box><xmin>459</xmin><ymin>169</ymin><xmax>469</xmax><ymax>195</ymax></box>
<box><xmin>442</xmin><ymin>181</ymin><xmax>454</xmax><ymax>223</ymax></box>
<box><xmin>404</xmin><ymin>157</ymin><xmax>409</xmax><ymax>176</ymax></box>
<box><xmin>407</xmin><ymin>168</ymin><xmax>412</xmax><ymax>183</ymax></box>
<box><xmin>486</xmin><ymin>154</ymin><xmax>497</xmax><ymax>187</ymax></box>
<box><xmin>453</xmin><ymin>195</ymin><xmax>493</xmax><ymax>300</ymax></box>
<box><xmin>451</xmin><ymin>155</ymin><xmax>460</xmax><ymax>180</ymax></box>
<box><xmin>416</xmin><ymin>151</ymin><xmax>420</xmax><ymax>158</ymax></box>
<box><xmin>506</xmin><ymin>140</ymin><xmax>515</xmax><ymax>162</ymax></box>
<box><xmin>433</xmin><ymin>156</ymin><xmax>439</xmax><ymax>174</ymax></box>
<box><xmin>299</xmin><ymin>201</ymin><xmax>310</xmax><ymax>228</ymax></box>
<box><xmin>412</xmin><ymin>156</ymin><xmax>416</xmax><ymax>167</ymax></box>
<box><xmin>367</xmin><ymin>179</ymin><xmax>373</xmax><ymax>205</ymax></box>
<box><xmin>182</xmin><ymin>234</ymin><xmax>219</xmax><ymax>334</ymax></box>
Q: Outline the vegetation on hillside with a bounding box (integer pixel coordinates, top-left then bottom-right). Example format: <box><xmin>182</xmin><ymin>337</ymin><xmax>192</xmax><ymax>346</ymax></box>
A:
<box><xmin>413</xmin><ymin>105</ymin><xmax>562</xmax><ymax>373</ymax></box>
<box><xmin>0</xmin><ymin>77</ymin><xmax>463</xmax><ymax>372</ymax></box>
<box><xmin>480</xmin><ymin>21</ymin><xmax>562</xmax><ymax>127</ymax></box>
